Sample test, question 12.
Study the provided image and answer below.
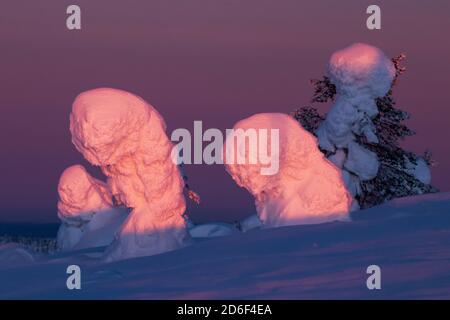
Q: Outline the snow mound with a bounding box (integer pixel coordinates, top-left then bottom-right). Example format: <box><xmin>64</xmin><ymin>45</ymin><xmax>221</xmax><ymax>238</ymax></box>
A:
<box><xmin>0</xmin><ymin>243</ymin><xmax>34</xmax><ymax>267</ymax></box>
<box><xmin>189</xmin><ymin>223</ymin><xmax>239</xmax><ymax>238</ymax></box>
<box><xmin>225</xmin><ymin>113</ymin><xmax>351</xmax><ymax>227</ymax></box>
<box><xmin>70</xmin><ymin>88</ymin><xmax>190</xmax><ymax>261</ymax></box>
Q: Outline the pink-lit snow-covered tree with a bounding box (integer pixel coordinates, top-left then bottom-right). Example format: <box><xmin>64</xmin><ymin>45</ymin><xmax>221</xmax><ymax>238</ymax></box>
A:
<box><xmin>70</xmin><ymin>88</ymin><xmax>191</xmax><ymax>261</ymax></box>
<box><xmin>225</xmin><ymin>113</ymin><xmax>352</xmax><ymax>228</ymax></box>
<box><xmin>293</xmin><ymin>43</ymin><xmax>438</xmax><ymax>209</ymax></box>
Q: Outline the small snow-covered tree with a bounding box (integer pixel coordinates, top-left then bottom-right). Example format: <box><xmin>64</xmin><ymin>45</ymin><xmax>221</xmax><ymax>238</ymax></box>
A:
<box><xmin>292</xmin><ymin>45</ymin><xmax>438</xmax><ymax>209</ymax></box>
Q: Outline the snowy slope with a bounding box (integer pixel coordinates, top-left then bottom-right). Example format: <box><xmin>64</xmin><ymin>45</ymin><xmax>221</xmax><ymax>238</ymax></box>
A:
<box><xmin>1</xmin><ymin>193</ymin><xmax>450</xmax><ymax>299</ymax></box>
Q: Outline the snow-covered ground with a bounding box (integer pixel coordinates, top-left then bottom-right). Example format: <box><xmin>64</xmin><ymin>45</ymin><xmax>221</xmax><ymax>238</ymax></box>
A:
<box><xmin>1</xmin><ymin>193</ymin><xmax>450</xmax><ymax>299</ymax></box>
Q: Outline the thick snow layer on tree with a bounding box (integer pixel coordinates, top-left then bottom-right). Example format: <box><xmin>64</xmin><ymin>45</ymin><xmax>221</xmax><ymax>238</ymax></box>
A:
<box><xmin>405</xmin><ymin>157</ymin><xmax>432</xmax><ymax>185</ymax></box>
<box><xmin>56</xmin><ymin>165</ymin><xmax>126</xmax><ymax>251</ymax></box>
<box><xmin>225</xmin><ymin>113</ymin><xmax>351</xmax><ymax>227</ymax></box>
<box><xmin>344</xmin><ymin>142</ymin><xmax>379</xmax><ymax>181</ymax></box>
<box><xmin>328</xmin><ymin>149</ymin><xmax>346</xmax><ymax>169</ymax></box>
<box><xmin>70</xmin><ymin>88</ymin><xmax>190</xmax><ymax>261</ymax></box>
<box><xmin>342</xmin><ymin>170</ymin><xmax>361</xmax><ymax>198</ymax></box>
<box><xmin>73</xmin><ymin>208</ymin><xmax>128</xmax><ymax>250</ymax></box>
<box><xmin>57</xmin><ymin>165</ymin><xmax>113</xmax><ymax>225</ymax></box>
<box><xmin>317</xmin><ymin>43</ymin><xmax>395</xmax><ymax>152</ymax></box>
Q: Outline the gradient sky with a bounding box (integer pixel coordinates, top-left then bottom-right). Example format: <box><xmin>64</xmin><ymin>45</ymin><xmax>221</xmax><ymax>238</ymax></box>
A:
<box><xmin>1</xmin><ymin>0</ymin><xmax>449</xmax><ymax>223</ymax></box>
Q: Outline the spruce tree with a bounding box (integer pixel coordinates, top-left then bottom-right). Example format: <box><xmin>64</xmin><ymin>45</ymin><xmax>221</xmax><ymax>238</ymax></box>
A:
<box><xmin>292</xmin><ymin>54</ymin><xmax>438</xmax><ymax>209</ymax></box>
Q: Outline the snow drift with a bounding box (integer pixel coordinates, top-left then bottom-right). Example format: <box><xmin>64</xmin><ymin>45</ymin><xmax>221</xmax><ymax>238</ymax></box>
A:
<box><xmin>0</xmin><ymin>244</ymin><xmax>34</xmax><ymax>267</ymax></box>
<box><xmin>188</xmin><ymin>222</ymin><xmax>239</xmax><ymax>238</ymax></box>
<box><xmin>225</xmin><ymin>113</ymin><xmax>352</xmax><ymax>227</ymax></box>
<box><xmin>3</xmin><ymin>192</ymin><xmax>450</xmax><ymax>299</ymax></box>
<box><xmin>70</xmin><ymin>88</ymin><xmax>190</xmax><ymax>261</ymax></box>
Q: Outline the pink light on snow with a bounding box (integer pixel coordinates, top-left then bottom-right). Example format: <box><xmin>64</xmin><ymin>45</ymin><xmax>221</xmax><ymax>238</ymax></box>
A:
<box><xmin>225</xmin><ymin>113</ymin><xmax>352</xmax><ymax>228</ymax></box>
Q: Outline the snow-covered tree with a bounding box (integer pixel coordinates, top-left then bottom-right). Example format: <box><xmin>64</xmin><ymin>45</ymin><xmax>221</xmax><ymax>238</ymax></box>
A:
<box><xmin>225</xmin><ymin>113</ymin><xmax>351</xmax><ymax>227</ymax></box>
<box><xmin>70</xmin><ymin>88</ymin><xmax>191</xmax><ymax>261</ymax></box>
<box><xmin>292</xmin><ymin>44</ymin><xmax>438</xmax><ymax>209</ymax></box>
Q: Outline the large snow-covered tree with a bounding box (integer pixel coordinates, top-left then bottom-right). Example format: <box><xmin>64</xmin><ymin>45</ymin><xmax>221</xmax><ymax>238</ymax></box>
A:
<box><xmin>292</xmin><ymin>44</ymin><xmax>438</xmax><ymax>209</ymax></box>
<box><xmin>70</xmin><ymin>88</ymin><xmax>191</xmax><ymax>261</ymax></box>
<box><xmin>225</xmin><ymin>113</ymin><xmax>352</xmax><ymax>227</ymax></box>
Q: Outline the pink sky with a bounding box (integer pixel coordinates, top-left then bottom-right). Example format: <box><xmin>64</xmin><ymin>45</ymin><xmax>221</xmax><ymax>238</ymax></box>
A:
<box><xmin>0</xmin><ymin>0</ymin><xmax>449</xmax><ymax>222</ymax></box>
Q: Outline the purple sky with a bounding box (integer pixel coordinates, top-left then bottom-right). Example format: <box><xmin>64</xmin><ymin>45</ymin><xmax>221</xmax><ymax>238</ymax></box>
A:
<box><xmin>1</xmin><ymin>0</ymin><xmax>449</xmax><ymax>223</ymax></box>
